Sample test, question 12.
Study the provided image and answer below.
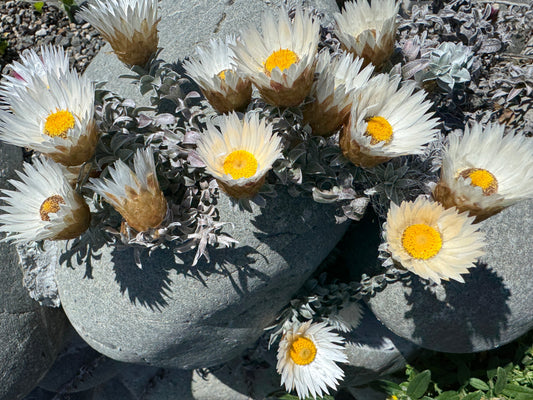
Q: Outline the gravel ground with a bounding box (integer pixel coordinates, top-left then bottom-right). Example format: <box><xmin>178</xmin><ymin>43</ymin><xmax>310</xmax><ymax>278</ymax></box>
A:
<box><xmin>0</xmin><ymin>1</ymin><xmax>104</xmax><ymax>76</ymax></box>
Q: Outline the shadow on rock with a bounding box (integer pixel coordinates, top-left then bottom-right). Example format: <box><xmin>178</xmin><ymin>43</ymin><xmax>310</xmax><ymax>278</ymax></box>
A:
<box><xmin>59</xmin><ymin>226</ymin><xmax>107</xmax><ymax>279</ymax></box>
<box><xmin>404</xmin><ymin>263</ymin><xmax>511</xmax><ymax>353</ymax></box>
<box><xmin>110</xmin><ymin>243</ymin><xmax>264</xmax><ymax>311</ymax></box>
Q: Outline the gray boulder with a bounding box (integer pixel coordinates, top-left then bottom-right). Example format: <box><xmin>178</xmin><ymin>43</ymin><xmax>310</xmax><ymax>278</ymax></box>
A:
<box><xmin>23</xmin><ymin>387</ymin><xmax>95</xmax><ymax>400</ymax></box>
<box><xmin>83</xmin><ymin>0</ymin><xmax>339</xmax><ymax>104</ymax></box>
<box><xmin>38</xmin><ymin>329</ymin><xmax>123</xmax><ymax>394</ymax></box>
<box><xmin>56</xmin><ymin>190</ymin><xmax>348</xmax><ymax>368</ymax></box>
<box><xmin>341</xmin><ymin>304</ymin><xmax>418</xmax><ymax>388</ymax></box>
<box><xmin>0</xmin><ymin>143</ymin><xmax>69</xmax><ymax>400</ymax></box>
<box><xmin>92</xmin><ymin>350</ymin><xmax>279</xmax><ymax>400</ymax></box>
<box><xmin>367</xmin><ymin>199</ymin><xmax>533</xmax><ymax>353</ymax></box>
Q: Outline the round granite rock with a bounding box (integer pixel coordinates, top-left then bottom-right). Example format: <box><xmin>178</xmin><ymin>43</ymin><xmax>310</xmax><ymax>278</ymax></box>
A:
<box><xmin>0</xmin><ymin>143</ymin><xmax>69</xmax><ymax>400</ymax></box>
<box><xmin>341</xmin><ymin>304</ymin><xmax>419</xmax><ymax>388</ymax></box>
<box><xmin>366</xmin><ymin>199</ymin><xmax>533</xmax><ymax>353</ymax></box>
<box><xmin>56</xmin><ymin>190</ymin><xmax>348</xmax><ymax>368</ymax></box>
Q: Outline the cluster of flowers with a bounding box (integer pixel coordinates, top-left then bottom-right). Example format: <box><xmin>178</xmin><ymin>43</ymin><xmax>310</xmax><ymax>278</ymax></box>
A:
<box><xmin>1</xmin><ymin>0</ymin><xmax>532</xmax><ymax>398</ymax></box>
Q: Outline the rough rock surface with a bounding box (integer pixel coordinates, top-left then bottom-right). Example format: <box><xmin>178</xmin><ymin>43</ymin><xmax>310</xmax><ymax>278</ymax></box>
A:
<box><xmin>367</xmin><ymin>199</ymin><xmax>533</xmax><ymax>353</ymax></box>
<box><xmin>37</xmin><ymin>329</ymin><xmax>123</xmax><ymax>394</ymax></box>
<box><xmin>73</xmin><ymin>350</ymin><xmax>280</xmax><ymax>400</ymax></box>
<box><xmin>84</xmin><ymin>0</ymin><xmax>339</xmax><ymax>104</ymax></box>
<box><xmin>0</xmin><ymin>143</ymin><xmax>69</xmax><ymax>400</ymax></box>
<box><xmin>341</xmin><ymin>304</ymin><xmax>419</xmax><ymax>388</ymax></box>
<box><xmin>56</xmin><ymin>189</ymin><xmax>348</xmax><ymax>368</ymax></box>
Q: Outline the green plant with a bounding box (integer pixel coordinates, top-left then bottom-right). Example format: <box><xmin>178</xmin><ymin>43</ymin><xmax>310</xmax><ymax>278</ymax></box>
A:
<box><xmin>415</xmin><ymin>42</ymin><xmax>474</xmax><ymax>93</ymax></box>
<box><xmin>372</xmin><ymin>331</ymin><xmax>533</xmax><ymax>400</ymax></box>
<box><xmin>0</xmin><ymin>39</ymin><xmax>8</xmax><ymax>57</ymax></box>
<box><xmin>33</xmin><ymin>2</ymin><xmax>45</xmax><ymax>12</ymax></box>
<box><xmin>29</xmin><ymin>1</ymin><xmax>78</xmax><ymax>22</ymax></box>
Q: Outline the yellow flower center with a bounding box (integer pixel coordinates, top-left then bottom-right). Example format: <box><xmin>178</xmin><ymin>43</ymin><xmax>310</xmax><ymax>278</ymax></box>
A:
<box><xmin>264</xmin><ymin>49</ymin><xmax>299</xmax><ymax>75</ymax></box>
<box><xmin>365</xmin><ymin>116</ymin><xmax>393</xmax><ymax>144</ymax></box>
<box><xmin>217</xmin><ymin>69</ymin><xmax>229</xmax><ymax>81</ymax></box>
<box><xmin>289</xmin><ymin>336</ymin><xmax>317</xmax><ymax>366</ymax></box>
<box><xmin>39</xmin><ymin>195</ymin><xmax>65</xmax><ymax>221</ymax></box>
<box><xmin>459</xmin><ymin>168</ymin><xmax>498</xmax><ymax>195</ymax></box>
<box><xmin>223</xmin><ymin>150</ymin><xmax>258</xmax><ymax>179</ymax></box>
<box><xmin>401</xmin><ymin>224</ymin><xmax>443</xmax><ymax>260</ymax></box>
<box><xmin>44</xmin><ymin>109</ymin><xmax>75</xmax><ymax>139</ymax></box>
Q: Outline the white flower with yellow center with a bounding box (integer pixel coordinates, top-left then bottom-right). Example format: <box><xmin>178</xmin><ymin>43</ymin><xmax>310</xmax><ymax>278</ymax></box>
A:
<box><xmin>340</xmin><ymin>74</ymin><xmax>439</xmax><ymax>168</ymax></box>
<box><xmin>196</xmin><ymin>112</ymin><xmax>282</xmax><ymax>199</ymax></box>
<box><xmin>0</xmin><ymin>45</ymin><xmax>70</xmax><ymax>105</ymax></box>
<box><xmin>0</xmin><ymin>70</ymin><xmax>98</xmax><ymax>167</ymax></box>
<box><xmin>381</xmin><ymin>197</ymin><xmax>485</xmax><ymax>284</ymax></box>
<box><xmin>79</xmin><ymin>0</ymin><xmax>160</xmax><ymax>66</ymax></box>
<box><xmin>334</xmin><ymin>0</ymin><xmax>400</xmax><ymax>68</ymax></box>
<box><xmin>277</xmin><ymin>321</ymin><xmax>347</xmax><ymax>399</ymax></box>
<box><xmin>184</xmin><ymin>36</ymin><xmax>252</xmax><ymax>114</ymax></box>
<box><xmin>88</xmin><ymin>147</ymin><xmax>167</xmax><ymax>233</ymax></box>
<box><xmin>231</xmin><ymin>7</ymin><xmax>320</xmax><ymax>107</ymax></box>
<box><xmin>433</xmin><ymin>122</ymin><xmax>533</xmax><ymax>222</ymax></box>
<box><xmin>0</xmin><ymin>157</ymin><xmax>91</xmax><ymax>243</ymax></box>
<box><xmin>302</xmin><ymin>51</ymin><xmax>374</xmax><ymax>136</ymax></box>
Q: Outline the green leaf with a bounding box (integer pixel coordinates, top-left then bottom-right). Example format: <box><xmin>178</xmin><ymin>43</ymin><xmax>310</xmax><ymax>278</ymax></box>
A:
<box><xmin>371</xmin><ymin>379</ymin><xmax>402</xmax><ymax>395</ymax></box>
<box><xmin>33</xmin><ymin>1</ymin><xmax>44</xmax><ymax>12</ymax></box>
<box><xmin>461</xmin><ymin>392</ymin><xmax>483</xmax><ymax>400</ymax></box>
<box><xmin>469</xmin><ymin>378</ymin><xmax>489</xmax><ymax>391</ymax></box>
<box><xmin>494</xmin><ymin>366</ymin><xmax>507</xmax><ymax>395</ymax></box>
<box><xmin>407</xmin><ymin>370</ymin><xmax>431</xmax><ymax>399</ymax></box>
<box><xmin>436</xmin><ymin>391</ymin><xmax>460</xmax><ymax>400</ymax></box>
<box><xmin>502</xmin><ymin>383</ymin><xmax>533</xmax><ymax>397</ymax></box>
<box><xmin>277</xmin><ymin>394</ymin><xmax>299</xmax><ymax>400</ymax></box>
<box><xmin>0</xmin><ymin>40</ymin><xmax>7</xmax><ymax>56</ymax></box>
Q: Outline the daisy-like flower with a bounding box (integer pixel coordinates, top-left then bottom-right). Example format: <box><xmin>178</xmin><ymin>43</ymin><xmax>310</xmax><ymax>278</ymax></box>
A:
<box><xmin>184</xmin><ymin>36</ymin><xmax>252</xmax><ymax>114</ymax></box>
<box><xmin>433</xmin><ymin>122</ymin><xmax>533</xmax><ymax>222</ymax></box>
<box><xmin>334</xmin><ymin>0</ymin><xmax>400</xmax><ymax>68</ymax></box>
<box><xmin>340</xmin><ymin>73</ymin><xmax>439</xmax><ymax>168</ymax></box>
<box><xmin>381</xmin><ymin>197</ymin><xmax>485</xmax><ymax>284</ymax></box>
<box><xmin>0</xmin><ymin>70</ymin><xmax>98</xmax><ymax>167</ymax></box>
<box><xmin>302</xmin><ymin>51</ymin><xmax>374</xmax><ymax>136</ymax></box>
<box><xmin>196</xmin><ymin>112</ymin><xmax>282</xmax><ymax>199</ymax></box>
<box><xmin>0</xmin><ymin>157</ymin><xmax>91</xmax><ymax>243</ymax></box>
<box><xmin>277</xmin><ymin>321</ymin><xmax>347</xmax><ymax>399</ymax></box>
<box><xmin>88</xmin><ymin>147</ymin><xmax>167</xmax><ymax>233</ymax></box>
<box><xmin>231</xmin><ymin>7</ymin><xmax>320</xmax><ymax>107</ymax></box>
<box><xmin>79</xmin><ymin>0</ymin><xmax>160</xmax><ymax>66</ymax></box>
<box><xmin>0</xmin><ymin>45</ymin><xmax>70</xmax><ymax>105</ymax></box>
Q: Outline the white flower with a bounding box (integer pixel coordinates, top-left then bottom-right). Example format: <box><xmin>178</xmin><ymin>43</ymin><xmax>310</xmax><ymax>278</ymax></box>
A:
<box><xmin>232</xmin><ymin>7</ymin><xmax>320</xmax><ymax>107</ymax></box>
<box><xmin>340</xmin><ymin>73</ymin><xmax>439</xmax><ymax>167</ymax></box>
<box><xmin>0</xmin><ymin>71</ymin><xmax>97</xmax><ymax>166</ymax></box>
<box><xmin>433</xmin><ymin>122</ymin><xmax>533</xmax><ymax>221</ymax></box>
<box><xmin>302</xmin><ymin>51</ymin><xmax>374</xmax><ymax>136</ymax></box>
<box><xmin>334</xmin><ymin>0</ymin><xmax>400</xmax><ymax>68</ymax></box>
<box><xmin>88</xmin><ymin>147</ymin><xmax>167</xmax><ymax>232</ymax></box>
<box><xmin>196</xmin><ymin>112</ymin><xmax>282</xmax><ymax>199</ymax></box>
<box><xmin>0</xmin><ymin>70</ymin><xmax>98</xmax><ymax>167</ymax></box>
<box><xmin>79</xmin><ymin>0</ymin><xmax>160</xmax><ymax>66</ymax></box>
<box><xmin>0</xmin><ymin>157</ymin><xmax>90</xmax><ymax>243</ymax></box>
<box><xmin>381</xmin><ymin>197</ymin><xmax>485</xmax><ymax>284</ymax></box>
<box><xmin>277</xmin><ymin>321</ymin><xmax>347</xmax><ymax>399</ymax></box>
<box><xmin>0</xmin><ymin>45</ymin><xmax>70</xmax><ymax>106</ymax></box>
<box><xmin>184</xmin><ymin>36</ymin><xmax>252</xmax><ymax>114</ymax></box>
